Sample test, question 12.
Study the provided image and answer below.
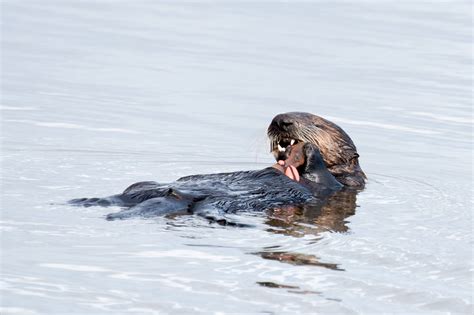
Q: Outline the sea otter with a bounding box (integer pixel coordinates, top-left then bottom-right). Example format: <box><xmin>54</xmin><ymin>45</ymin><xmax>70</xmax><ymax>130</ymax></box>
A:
<box><xmin>70</xmin><ymin>112</ymin><xmax>364</xmax><ymax>221</ymax></box>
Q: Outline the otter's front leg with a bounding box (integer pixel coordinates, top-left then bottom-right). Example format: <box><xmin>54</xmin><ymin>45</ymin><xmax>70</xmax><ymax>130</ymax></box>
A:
<box><xmin>300</xmin><ymin>143</ymin><xmax>342</xmax><ymax>189</ymax></box>
<box><xmin>301</xmin><ymin>143</ymin><xmax>327</xmax><ymax>174</ymax></box>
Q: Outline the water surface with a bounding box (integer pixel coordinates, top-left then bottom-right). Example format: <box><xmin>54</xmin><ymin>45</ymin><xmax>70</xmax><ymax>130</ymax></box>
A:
<box><xmin>1</xmin><ymin>0</ymin><xmax>472</xmax><ymax>314</ymax></box>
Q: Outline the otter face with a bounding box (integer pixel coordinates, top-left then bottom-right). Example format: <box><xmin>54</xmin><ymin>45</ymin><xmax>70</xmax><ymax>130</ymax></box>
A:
<box><xmin>267</xmin><ymin>112</ymin><xmax>366</xmax><ymax>188</ymax></box>
<box><xmin>267</xmin><ymin>112</ymin><xmax>322</xmax><ymax>161</ymax></box>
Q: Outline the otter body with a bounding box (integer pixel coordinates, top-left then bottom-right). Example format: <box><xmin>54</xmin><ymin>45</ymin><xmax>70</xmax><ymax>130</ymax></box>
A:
<box><xmin>71</xmin><ymin>143</ymin><xmax>342</xmax><ymax>220</ymax></box>
<box><xmin>72</xmin><ymin>168</ymin><xmax>317</xmax><ymax>221</ymax></box>
<box><xmin>71</xmin><ymin>113</ymin><xmax>364</xmax><ymax>220</ymax></box>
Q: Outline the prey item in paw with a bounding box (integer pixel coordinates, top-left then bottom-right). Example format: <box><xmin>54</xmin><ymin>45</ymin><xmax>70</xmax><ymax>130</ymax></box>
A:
<box><xmin>285</xmin><ymin>165</ymin><xmax>300</xmax><ymax>182</ymax></box>
<box><xmin>272</xmin><ymin>142</ymin><xmax>306</xmax><ymax>182</ymax></box>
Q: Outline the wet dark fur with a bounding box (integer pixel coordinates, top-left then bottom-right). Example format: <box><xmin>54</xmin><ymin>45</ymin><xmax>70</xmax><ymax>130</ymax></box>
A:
<box><xmin>71</xmin><ymin>113</ymin><xmax>364</xmax><ymax>221</ymax></box>
<box><xmin>70</xmin><ymin>143</ymin><xmax>344</xmax><ymax>221</ymax></box>
<box><xmin>268</xmin><ymin>112</ymin><xmax>366</xmax><ymax>188</ymax></box>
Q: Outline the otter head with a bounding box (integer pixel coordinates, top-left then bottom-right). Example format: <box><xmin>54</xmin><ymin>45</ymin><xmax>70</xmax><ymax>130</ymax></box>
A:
<box><xmin>267</xmin><ymin>112</ymin><xmax>366</xmax><ymax>188</ymax></box>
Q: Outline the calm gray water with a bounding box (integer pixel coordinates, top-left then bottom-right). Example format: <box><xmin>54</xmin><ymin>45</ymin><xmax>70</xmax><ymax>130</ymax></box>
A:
<box><xmin>1</xmin><ymin>1</ymin><xmax>472</xmax><ymax>314</ymax></box>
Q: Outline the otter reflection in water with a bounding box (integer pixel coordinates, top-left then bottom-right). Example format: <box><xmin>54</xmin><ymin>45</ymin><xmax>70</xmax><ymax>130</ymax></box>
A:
<box><xmin>70</xmin><ymin>112</ymin><xmax>364</xmax><ymax>226</ymax></box>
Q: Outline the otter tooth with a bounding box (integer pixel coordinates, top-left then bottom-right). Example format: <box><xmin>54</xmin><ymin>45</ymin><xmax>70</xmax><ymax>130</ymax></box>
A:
<box><xmin>278</xmin><ymin>144</ymin><xmax>285</xmax><ymax>152</ymax></box>
<box><xmin>290</xmin><ymin>139</ymin><xmax>295</xmax><ymax>145</ymax></box>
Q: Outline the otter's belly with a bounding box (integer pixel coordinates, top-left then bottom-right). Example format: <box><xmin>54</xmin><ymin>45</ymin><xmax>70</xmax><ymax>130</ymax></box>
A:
<box><xmin>70</xmin><ymin>168</ymin><xmax>320</xmax><ymax>220</ymax></box>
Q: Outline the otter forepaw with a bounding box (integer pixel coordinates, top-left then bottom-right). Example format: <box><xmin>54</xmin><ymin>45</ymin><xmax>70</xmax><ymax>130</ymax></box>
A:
<box><xmin>302</xmin><ymin>143</ymin><xmax>327</xmax><ymax>174</ymax></box>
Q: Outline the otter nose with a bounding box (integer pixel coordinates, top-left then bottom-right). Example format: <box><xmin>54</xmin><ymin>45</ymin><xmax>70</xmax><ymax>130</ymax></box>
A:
<box><xmin>273</xmin><ymin>114</ymin><xmax>294</xmax><ymax>130</ymax></box>
<box><xmin>280</xmin><ymin>120</ymin><xmax>293</xmax><ymax>129</ymax></box>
